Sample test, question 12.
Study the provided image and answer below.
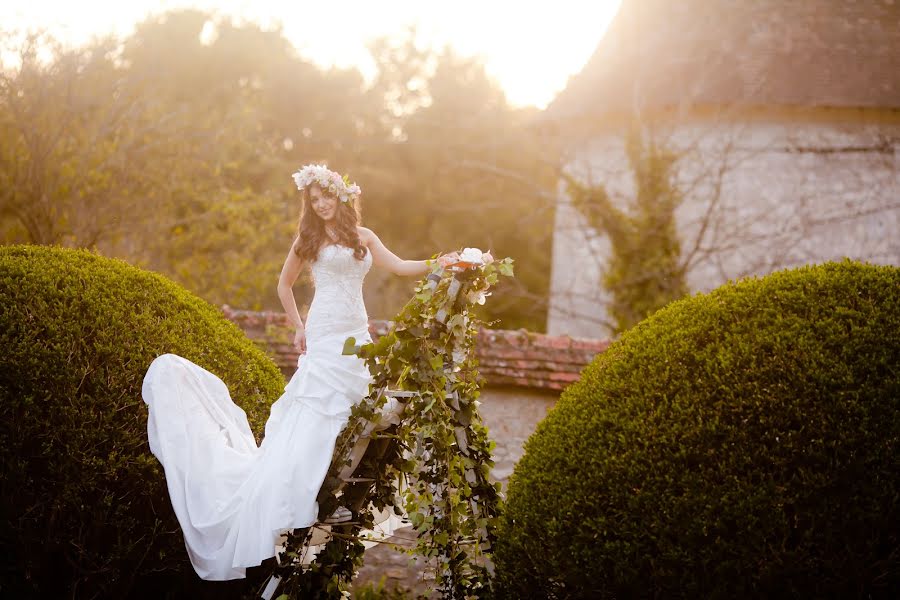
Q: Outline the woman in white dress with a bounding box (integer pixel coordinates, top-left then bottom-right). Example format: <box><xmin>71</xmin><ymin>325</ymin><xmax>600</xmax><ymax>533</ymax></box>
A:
<box><xmin>142</xmin><ymin>164</ymin><xmax>458</xmax><ymax>581</ymax></box>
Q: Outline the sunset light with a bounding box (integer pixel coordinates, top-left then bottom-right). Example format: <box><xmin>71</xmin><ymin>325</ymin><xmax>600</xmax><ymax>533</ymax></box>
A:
<box><xmin>4</xmin><ymin>1</ymin><xmax>899</xmax><ymax>598</ymax></box>
<box><xmin>0</xmin><ymin>0</ymin><xmax>622</xmax><ymax>108</ymax></box>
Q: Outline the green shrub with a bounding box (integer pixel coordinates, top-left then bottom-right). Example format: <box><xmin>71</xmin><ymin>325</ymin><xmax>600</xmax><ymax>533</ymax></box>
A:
<box><xmin>495</xmin><ymin>260</ymin><xmax>900</xmax><ymax>599</ymax></box>
<box><xmin>0</xmin><ymin>245</ymin><xmax>285</xmax><ymax>598</ymax></box>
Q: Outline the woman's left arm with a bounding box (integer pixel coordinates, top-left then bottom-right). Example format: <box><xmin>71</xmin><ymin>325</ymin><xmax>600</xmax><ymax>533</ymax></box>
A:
<box><xmin>360</xmin><ymin>227</ymin><xmax>455</xmax><ymax>276</ymax></box>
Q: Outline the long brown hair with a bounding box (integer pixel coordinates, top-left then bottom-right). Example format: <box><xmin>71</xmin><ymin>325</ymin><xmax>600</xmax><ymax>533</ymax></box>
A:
<box><xmin>293</xmin><ymin>184</ymin><xmax>367</xmax><ymax>262</ymax></box>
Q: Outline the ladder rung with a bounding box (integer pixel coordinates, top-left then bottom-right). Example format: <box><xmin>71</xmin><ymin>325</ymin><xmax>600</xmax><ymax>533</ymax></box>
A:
<box><xmin>384</xmin><ymin>390</ymin><xmax>419</xmax><ymax>398</ymax></box>
<box><xmin>382</xmin><ymin>390</ymin><xmax>456</xmax><ymax>399</ymax></box>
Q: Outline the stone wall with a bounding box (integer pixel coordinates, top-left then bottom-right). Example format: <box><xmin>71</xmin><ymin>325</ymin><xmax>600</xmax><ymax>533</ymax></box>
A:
<box><xmin>477</xmin><ymin>386</ymin><xmax>558</xmax><ymax>483</ymax></box>
<box><xmin>549</xmin><ymin>110</ymin><xmax>900</xmax><ymax>337</ymax></box>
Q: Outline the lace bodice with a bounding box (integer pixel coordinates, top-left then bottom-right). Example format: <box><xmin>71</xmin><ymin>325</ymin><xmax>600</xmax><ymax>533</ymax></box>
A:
<box><xmin>305</xmin><ymin>244</ymin><xmax>372</xmax><ymax>340</ymax></box>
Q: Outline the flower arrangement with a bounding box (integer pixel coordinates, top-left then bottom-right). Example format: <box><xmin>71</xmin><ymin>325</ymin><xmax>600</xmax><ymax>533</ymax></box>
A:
<box><xmin>454</xmin><ymin>247</ymin><xmax>493</xmax><ymax>269</ymax></box>
<box><xmin>292</xmin><ymin>164</ymin><xmax>362</xmax><ymax>204</ymax></box>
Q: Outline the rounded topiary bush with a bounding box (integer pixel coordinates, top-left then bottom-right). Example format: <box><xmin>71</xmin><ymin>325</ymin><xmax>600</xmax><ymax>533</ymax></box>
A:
<box><xmin>0</xmin><ymin>245</ymin><xmax>286</xmax><ymax>598</ymax></box>
<box><xmin>495</xmin><ymin>260</ymin><xmax>900</xmax><ymax>599</ymax></box>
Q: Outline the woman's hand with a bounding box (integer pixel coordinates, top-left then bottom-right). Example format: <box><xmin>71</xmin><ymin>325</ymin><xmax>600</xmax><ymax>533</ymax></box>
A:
<box><xmin>437</xmin><ymin>252</ymin><xmax>460</xmax><ymax>268</ymax></box>
<box><xmin>293</xmin><ymin>326</ymin><xmax>307</xmax><ymax>354</ymax></box>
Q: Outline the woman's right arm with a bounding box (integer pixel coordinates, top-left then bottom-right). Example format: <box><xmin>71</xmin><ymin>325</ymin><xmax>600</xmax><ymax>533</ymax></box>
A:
<box><xmin>277</xmin><ymin>238</ymin><xmax>307</xmax><ymax>352</ymax></box>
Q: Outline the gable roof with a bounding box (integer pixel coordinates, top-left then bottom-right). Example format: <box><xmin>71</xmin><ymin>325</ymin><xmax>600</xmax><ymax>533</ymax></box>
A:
<box><xmin>548</xmin><ymin>0</ymin><xmax>900</xmax><ymax>120</ymax></box>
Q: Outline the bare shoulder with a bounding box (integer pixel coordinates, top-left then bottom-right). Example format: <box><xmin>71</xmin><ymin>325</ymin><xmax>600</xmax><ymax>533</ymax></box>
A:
<box><xmin>357</xmin><ymin>226</ymin><xmax>376</xmax><ymax>245</ymax></box>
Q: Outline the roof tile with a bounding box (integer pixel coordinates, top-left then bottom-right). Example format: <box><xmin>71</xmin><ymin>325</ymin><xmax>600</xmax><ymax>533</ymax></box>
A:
<box><xmin>548</xmin><ymin>0</ymin><xmax>900</xmax><ymax>120</ymax></box>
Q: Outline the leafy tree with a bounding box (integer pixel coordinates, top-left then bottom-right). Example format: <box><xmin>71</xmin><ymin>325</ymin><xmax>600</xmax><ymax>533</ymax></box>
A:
<box><xmin>0</xmin><ymin>32</ymin><xmax>202</xmax><ymax>248</ymax></box>
<box><xmin>1</xmin><ymin>13</ymin><xmax>554</xmax><ymax>330</ymax></box>
<box><xmin>362</xmin><ymin>34</ymin><xmax>554</xmax><ymax>330</ymax></box>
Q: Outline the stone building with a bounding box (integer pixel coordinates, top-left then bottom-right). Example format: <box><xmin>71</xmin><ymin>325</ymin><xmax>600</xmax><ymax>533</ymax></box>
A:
<box><xmin>545</xmin><ymin>0</ymin><xmax>900</xmax><ymax>337</ymax></box>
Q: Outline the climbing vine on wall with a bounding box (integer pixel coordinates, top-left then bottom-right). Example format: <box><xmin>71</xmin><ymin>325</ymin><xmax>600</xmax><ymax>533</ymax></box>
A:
<box><xmin>263</xmin><ymin>256</ymin><xmax>514</xmax><ymax>599</ymax></box>
<box><xmin>566</xmin><ymin>127</ymin><xmax>688</xmax><ymax>334</ymax></box>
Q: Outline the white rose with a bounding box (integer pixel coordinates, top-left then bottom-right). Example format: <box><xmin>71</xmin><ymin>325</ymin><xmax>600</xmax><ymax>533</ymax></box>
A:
<box><xmin>459</xmin><ymin>247</ymin><xmax>484</xmax><ymax>264</ymax></box>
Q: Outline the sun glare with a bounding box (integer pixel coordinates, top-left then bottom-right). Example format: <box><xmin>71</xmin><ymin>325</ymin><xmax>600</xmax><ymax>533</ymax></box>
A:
<box><xmin>0</xmin><ymin>0</ymin><xmax>621</xmax><ymax>108</ymax></box>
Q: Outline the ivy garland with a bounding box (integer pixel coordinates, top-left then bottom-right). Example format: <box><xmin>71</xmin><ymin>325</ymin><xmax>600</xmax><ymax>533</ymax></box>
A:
<box><xmin>261</xmin><ymin>257</ymin><xmax>515</xmax><ymax>599</ymax></box>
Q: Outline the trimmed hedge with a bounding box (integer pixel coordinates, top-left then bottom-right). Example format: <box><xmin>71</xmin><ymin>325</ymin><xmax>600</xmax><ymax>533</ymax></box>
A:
<box><xmin>495</xmin><ymin>260</ymin><xmax>900</xmax><ymax>599</ymax></box>
<box><xmin>0</xmin><ymin>245</ymin><xmax>285</xmax><ymax>598</ymax></box>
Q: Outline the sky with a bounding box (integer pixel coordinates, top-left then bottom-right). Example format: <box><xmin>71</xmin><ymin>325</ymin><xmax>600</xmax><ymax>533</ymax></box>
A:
<box><xmin>0</xmin><ymin>0</ymin><xmax>622</xmax><ymax>109</ymax></box>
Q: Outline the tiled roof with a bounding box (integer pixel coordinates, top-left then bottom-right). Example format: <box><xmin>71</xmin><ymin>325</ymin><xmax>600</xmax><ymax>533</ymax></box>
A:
<box><xmin>474</xmin><ymin>328</ymin><xmax>609</xmax><ymax>390</ymax></box>
<box><xmin>222</xmin><ymin>306</ymin><xmax>609</xmax><ymax>392</ymax></box>
<box><xmin>548</xmin><ymin>0</ymin><xmax>900</xmax><ymax>120</ymax></box>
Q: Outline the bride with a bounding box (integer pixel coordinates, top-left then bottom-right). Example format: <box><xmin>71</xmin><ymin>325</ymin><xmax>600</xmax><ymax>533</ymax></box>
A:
<box><xmin>142</xmin><ymin>164</ymin><xmax>458</xmax><ymax>581</ymax></box>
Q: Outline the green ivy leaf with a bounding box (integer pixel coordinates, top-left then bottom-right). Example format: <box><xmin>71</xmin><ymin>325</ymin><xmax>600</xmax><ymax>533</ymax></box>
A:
<box><xmin>341</xmin><ymin>336</ymin><xmax>358</xmax><ymax>355</ymax></box>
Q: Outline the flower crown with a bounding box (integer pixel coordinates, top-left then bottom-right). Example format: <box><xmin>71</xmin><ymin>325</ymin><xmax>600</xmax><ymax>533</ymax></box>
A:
<box><xmin>292</xmin><ymin>164</ymin><xmax>361</xmax><ymax>204</ymax></box>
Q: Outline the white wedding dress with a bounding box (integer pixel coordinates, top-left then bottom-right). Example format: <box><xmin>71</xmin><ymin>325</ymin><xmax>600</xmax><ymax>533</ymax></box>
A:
<box><xmin>142</xmin><ymin>244</ymin><xmax>378</xmax><ymax>581</ymax></box>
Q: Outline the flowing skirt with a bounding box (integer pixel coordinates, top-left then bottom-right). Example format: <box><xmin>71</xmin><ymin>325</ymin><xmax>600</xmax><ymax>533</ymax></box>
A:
<box><xmin>142</xmin><ymin>326</ymin><xmax>372</xmax><ymax>580</ymax></box>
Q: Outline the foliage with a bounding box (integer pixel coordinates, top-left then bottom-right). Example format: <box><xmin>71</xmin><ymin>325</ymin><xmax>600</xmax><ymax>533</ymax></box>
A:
<box><xmin>363</xmin><ymin>36</ymin><xmax>555</xmax><ymax>331</ymax></box>
<box><xmin>267</xmin><ymin>257</ymin><xmax>514</xmax><ymax>599</ymax></box>
<box><xmin>1</xmin><ymin>15</ymin><xmax>552</xmax><ymax>330</ymax></box>
<box><xmin>353</xmin><ymin>577</ymin><xmax>415</xmax><ymax>599</ymax></box>
<box><xmin>566</xmin><ymin>127</ymin><xmax>687</xmax><ymax>334</ymax></box>
<box><xmin>494</xmin><ymin>260</ymin><xmax>900</xmax><ymax>599</ymax></box>
<box><xmin>0</xmin><ymin>244</ymin><xmax>285</xmax><ymax>598</ymax></box>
